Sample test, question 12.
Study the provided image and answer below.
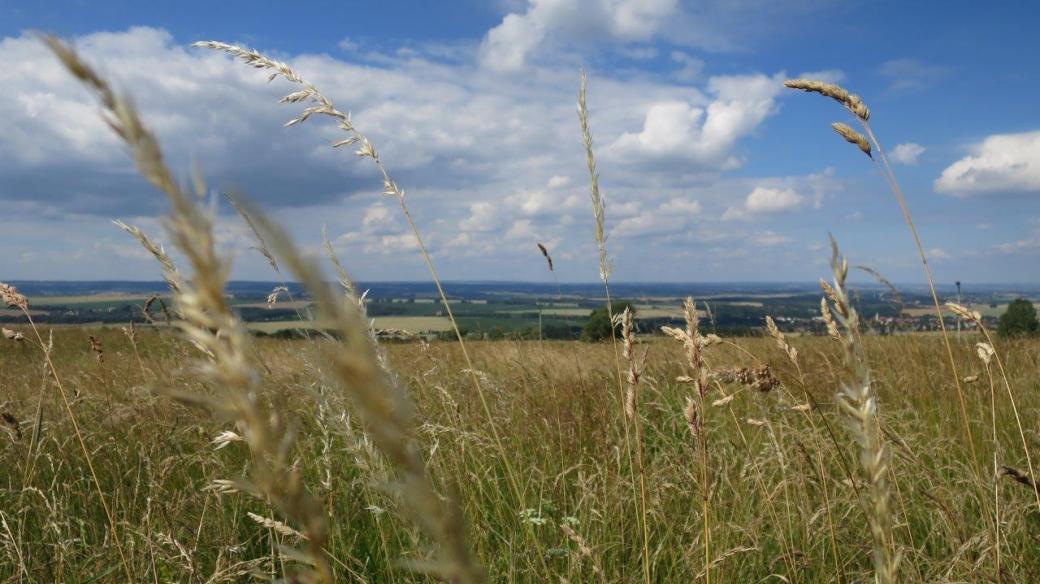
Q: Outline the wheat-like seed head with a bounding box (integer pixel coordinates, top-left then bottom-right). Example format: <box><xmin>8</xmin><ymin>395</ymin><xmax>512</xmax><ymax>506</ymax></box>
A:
<box><xmin>820</xmin><ymin>236</ymin><xmax>900</xmax><ymax>584</ymax></box>
<box><xmin>785</xmin><ymin>78</ymin><xmax>871</xmax><ymax>121</ymax></box>
<box><xmin>0</xmin><ymin>283</ymin><xmax>28</xmax><ymax>311</ymax></box>
<box><xmin>831</xmin><ymin>122</ymin><xmax>872</xmax><ymax>158</ymax></box>
<box><xmin>765</xmin><ymin>315</ymin><xmax>799</xmax><ymax>365</ymax></box>
<box><xmin>683</xmin><ymin>397</ymin><xmax>699</xmax><ymax>439</ymax></box>
<box><xmin>709</xmin><ymin>366</ymin><xmax>781</xmax><ymax>393</ymax></box>
<box><xmin>620</xmin><ymin>307</ymin><xmax>644</xmax><ymax>421</ymax></box>
<box><xmin>247</xmin><ymin>512</ymin><xmax>308</xmax><ymax>540</ymax></box>
<box><xmin>536</xmin><ymin>242</ymin><xmax>554</xmax><ymax>272</ymax></box>
<box><xmin>820</xmin><ymin>297</ymin><xmax>841</xmax><ymax>341</ymax></box>
<box><xmin>578</xmin><ymin>70</ymin><xmax>612</xmax><ymax>283</ymax></box>
<box><xmin>976</xmin><ymin>342</ymin><xmax>995</xmax><ymax>365</ymax></box>
<box><xmin>946</xmin><ymin>302</ymin><xmax>982</xmax><ymax>323</ymax></box>
<box><xmin>114</xmin><ymin>221</ymin><xmax>185</xmax><ymax>294</ymax></box>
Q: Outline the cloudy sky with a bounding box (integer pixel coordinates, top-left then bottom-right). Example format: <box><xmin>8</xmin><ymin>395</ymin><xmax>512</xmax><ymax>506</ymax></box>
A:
<box><xmin>2</xmin><ymin>0</ymin><xmax>1039</xmax><ymax>284</ymax></box>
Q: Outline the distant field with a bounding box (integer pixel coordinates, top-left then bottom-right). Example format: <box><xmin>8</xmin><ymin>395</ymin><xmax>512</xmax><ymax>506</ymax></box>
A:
<box><xmin>0</xmin><ymin>308</ymin><xmax>48</xmax><ymax>317</ymax></box>
<box><xmin>373</xmin><ymin>316</ymin><xmax>453</xmax><ymax>331</ymax></box>
<box><xmin>502</xmin><ymin>308</ymin><xmax>590</xmax><ymax>317</ymax></box>
<box><xmin>235</xmin><ymin>300</ymin><xmax>314</xmax><ymax>310</ymax></box>
<box><xmin>246</xmin><ymin>320</ymin><xmax>332</xmax><ymax>333</ymax></box>
<box><xmin>28</xmin><ymin>293</ymin><xmax>158</xmax><ymax>306</ymax></box>
<box><xmin>903</xmin><ymin>303</ymin><xmax>1030</xmax><ymax>318</ymax></box>
<box><xmin>247</xmin><ymin>316</ymin><xmax>455</xmax><ymax>333</ymax></box>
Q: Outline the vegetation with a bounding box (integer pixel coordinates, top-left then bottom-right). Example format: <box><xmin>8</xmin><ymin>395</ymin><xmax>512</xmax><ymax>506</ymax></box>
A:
<box><xmin>999</xmin><ymin>298</ymin><xmax>1039</xmax><ymax>338</ymax></box>
<box><xmin>4</xmin><ymin>327</ymin><xmax>1040</xmax><ymax>582</ymax></box>
<box><xmin>582</xmin><ymin>301</ymin><xmax>636</xmax><ymax>341</ymax></box>
<box><xmin>1</xmin><ymin>35</ymin><xmax>1038</xmax><ymax>584</ymax></box>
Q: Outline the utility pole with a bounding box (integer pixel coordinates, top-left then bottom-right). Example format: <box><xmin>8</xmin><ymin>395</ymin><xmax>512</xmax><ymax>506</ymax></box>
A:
<box><xmin>955</xmin><ymin>281</ymin><xmax>962</xmax><ymax>340</ymax></box>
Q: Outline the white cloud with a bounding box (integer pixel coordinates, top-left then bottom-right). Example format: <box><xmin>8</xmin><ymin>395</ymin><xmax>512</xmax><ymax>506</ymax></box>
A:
<box><xmin>927</xmin><ymin>247</ymin><xmax>951</xmax><ymax>261</ymax></box>
<box><xmin>608</xmin><ymin>73</ymin><xmax>783</xmax><ymax>169</ymax></box>
<box><xmin>612</xmin><ymin>196</ymin><xmax>700</xmax><ymax>237</ymax></box>
<box><xmin>797</xmin><ymin>69</ymin><xmax>845</xmax><ymax>84</ymax></box>
<box><xmin>671</xmin><ymin>51</ymin><xmax>705</xmax><ymax>81</ymax></box>
<box><xmin>890</xmin><ymin>142</ymin><xmax>925</xmax><ymax>165</ymax></box>
<box><xmin>362</xmin><ymin>205</ymin><xmax>396</xmax><ymax>231</ymax></box>
<box><xmin>745</xmin><ymin>186</ymin><xmax>804</xmax><ymax>213</ymax></box>
<box><xmin>660</xmin><ymin>197</ymin><xmax>702</xmax><ymax>215</ymax></box>
<box><xmin>547</xmin><ymin>175</ymin><xmax>571</xmax><ymax>189</ymax></box>
<box><xmin>994</xmin><ymin>237</ymin><xmax>1040</xmax><ymax>255</ymax></box>
<box><xmin>459</xmin><ymin>202</ymin><xmax>499</xmax><ymax>232</ymax></box>
<box><xmin>724</xmin><ymin>186</ymin><xmax>804</xmax><ymax>220</ymax></box>
<box><xmin>505</xmin><ymin>218</ymin><xmax>539</xmax><ymax>241</ymax></box>
<box><xmin>752</xmin><ymin>230</ymin><xmax>790</xmax><ymax>247</ymax></box>
<box><xmin>935</xmin><ymin>131</ymin><xmax>1040</xmax><ymax>196</ymax></box>
<box><xmin>480</xmin><ymin>0</ymin><xmax>680</xmax><ymax>72</ymax></box>
<box><xmin>0</xmin><ymin>26</ymin><xmax>859</xmax><ymax>281</ymax></box>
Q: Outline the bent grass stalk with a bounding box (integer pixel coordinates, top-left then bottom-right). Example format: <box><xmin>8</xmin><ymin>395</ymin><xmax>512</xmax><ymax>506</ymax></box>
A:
<box><xmin>785</xmin><ymin>78</ymin><xmax>978</xmax><ymax>471</ymax></box>
<box><xmin>195</xmin><ymin>44</ymin><xmax>529</xmax><ymax>532</ymax></box>
<box><xmin>45</xmin><ymin>36</ymin><xmax>334</xmax><ymax>582</ymax></box>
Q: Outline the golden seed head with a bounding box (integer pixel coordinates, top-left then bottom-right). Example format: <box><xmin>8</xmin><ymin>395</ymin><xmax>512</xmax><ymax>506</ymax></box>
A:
<box><xmin>831</xmin><ymin>122</ymin><xmax>872</xmax><ymax>158</ymax></box>
<box><xmin>0</xmin><ymin>283</ymin><xmax>29</xmax><ymax>311</ymax></box>
<box><xmin>945</xmin><ymin>302</ymin><xmax>981</xmax><ymax>323</ymax></box>
<box><xmin>785</xmin><ymin>78</ymin><xmax>871</xmax><ymax>121</ymax></box>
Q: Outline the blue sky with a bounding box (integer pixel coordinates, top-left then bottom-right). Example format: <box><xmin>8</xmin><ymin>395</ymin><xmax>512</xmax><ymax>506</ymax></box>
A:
<box><xmin>1</xmin><ymin>0</ymin><xmax>1039</xmax><ymax>284</ymax></box>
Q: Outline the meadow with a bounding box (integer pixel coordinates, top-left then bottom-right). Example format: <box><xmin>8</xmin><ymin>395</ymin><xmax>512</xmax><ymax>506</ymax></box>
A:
<box><xmin>2</xmin><ymin>328</ymin><xmax>1040</xmax><ymax>582</ymax></box>
<box><xmin>0</xmin><ymin>35</ymin><xmax>1038</xmax><ymax>584</ymax></box>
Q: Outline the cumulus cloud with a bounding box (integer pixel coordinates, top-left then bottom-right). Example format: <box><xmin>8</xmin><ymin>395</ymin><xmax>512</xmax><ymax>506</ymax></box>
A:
<box><xmin>0</xmin><ymin>26</ymin><xmax>836</xmax><ymax>281</ymax></box>
<box><xmin>745</xmin><ymin>186</ymin><xmax>804</xmax><ymax>213</ymax></box>
<box><xmin>607</xmin><ymin>73</ymin><xmax>783</xmax><ymax>169</ymax></box>
<box><xmin>935</xmin><ymin>131</ymin><xmax>1040</xmax><ymax>196</ymax></box>
<box><xmin>613</xmin><ymin>196</ymin><xmax>701</xmax><ymax>237</ymax></box>
<box><xmin>890</xmin><ymin>142</ymin><xmax>925</xmax><ymax>165</ymax></box>
<box><xmin>480</xmin><ymin>0</ymin><xmax>680</xmax><ymax>71</ymax></box>
<box><xmin>723</xmin><ymin>186</ymin><xmax>805</xmax><ymax>220</ymax></box>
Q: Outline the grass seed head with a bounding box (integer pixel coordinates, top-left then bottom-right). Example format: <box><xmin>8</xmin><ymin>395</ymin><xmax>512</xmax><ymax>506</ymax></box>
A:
<box><xmin>831</xmin><ymin>122</ymin><xmax>872</xmax><ymax>158</ymax></box>
<box><xmin>785</xmin><ymin>78</ymin><xmax>871</xmax><ymax>121</ymax></box>
<box><xmin>0</xmin><ymin>283</ymin><xmax>28</xmax><ymax>311</ymax></box>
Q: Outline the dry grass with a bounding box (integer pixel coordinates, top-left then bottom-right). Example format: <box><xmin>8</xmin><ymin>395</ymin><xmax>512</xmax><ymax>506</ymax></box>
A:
<box><xmin>5</xmin><ymin>328</ymin><xmax>1040</xmax><ymax>582</ymax></box>
<box><xmin>1</xmin><ymin>35</ymin><xmax>1038</xmax><ymax>584</ymax></box>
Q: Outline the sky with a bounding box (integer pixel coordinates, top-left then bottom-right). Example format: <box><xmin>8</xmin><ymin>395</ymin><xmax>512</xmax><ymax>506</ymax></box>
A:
<box><xmin>1</xmin><ymin>0</ymin><xmax>1039</xmax><ymax>285</ymax></box>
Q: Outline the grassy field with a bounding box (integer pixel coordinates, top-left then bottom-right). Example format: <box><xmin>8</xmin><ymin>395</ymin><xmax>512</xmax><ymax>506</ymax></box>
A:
<box><xmin>8</xmin><ymin>36</ymin><xmax>1038</xmax><ymax>584</ymax></box>
<box><xmin>2</xmin><ymin>327</ymin><xmax>1040</xmax><ymax>582</ymax></box>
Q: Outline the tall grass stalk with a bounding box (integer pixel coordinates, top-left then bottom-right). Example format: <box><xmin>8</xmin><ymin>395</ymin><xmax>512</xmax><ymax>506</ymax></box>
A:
<box><xmin>821</xmin><ymin>237</ymin><xmax>900</xmax><ymax>584</ymax></box>
<box><xmin>664</xmin><ymin>298</ymin><xmax>716</xmax><ymax>583</ymax></box>
<box><xmin>578</xmin><ymin>70</ymin><xmax>648</xmax><ymax>584</ymax></box>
